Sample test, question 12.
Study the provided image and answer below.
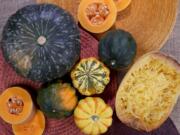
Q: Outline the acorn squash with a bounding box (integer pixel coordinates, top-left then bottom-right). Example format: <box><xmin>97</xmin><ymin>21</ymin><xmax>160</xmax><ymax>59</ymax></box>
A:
<box><xmin>99</xmin><ymin>29</ymin><xmax>137</xmax><ymax>70</ymax></box>
<box><xmin>71</xmin><ymin>57</ymin><xmax>110</xmax><ymax>96</ymax></box>
<box><xmin>78</xmin><ymin>0</ymin><xmax>117</xmax><ymax>33</ymax></box>
<box><xmin>12</xmin><ymin>110</ymin><xmax>45</xmax><ymax>135</ymax></box>
<box><xmin>74</xmin><ymin>97</ymin><xmax>113</xmax><ymax>135</ymax></box>
<box><xmin>114</xmin><ymin>0</ymin><xmax>132</xmax><ymax>12</ymax></box>
<box><xmin>1</xmin><ymin>4</ymin><xmax>80</xmax><ymax>82</ymax></box>
<box><xmin>0</xmin><ymin>87</ymin><xmax>35</xmax><ymax>125</ymax></box>
<box><xmin>115</xmin><ymin>52</ymin><xmax>180</xmax><ymax>131</ymax></box>
<box><xmin>37</xmin><ymin>82</ymin><xmax>78</xmax><ymax>119</ymax></box>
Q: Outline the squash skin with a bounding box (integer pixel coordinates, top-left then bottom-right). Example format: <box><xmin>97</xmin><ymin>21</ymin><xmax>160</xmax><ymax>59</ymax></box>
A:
<box><xmin>78</xmin><ymin>0</ymin><xmax>117</xmax><ymax>33</ymax></box>
<box><xmin>12</xmin><ymin>110</ymin><xmax>45</xmax><ymax>135</ymax></box>
<box><xmin>0</xmin><ymin>87</ymin><xmax>35</xmax><ymax>125</ymax></box>
<box><xmin>114</xmin><ymin>0</ymin><xmax>132</xmax><ymax>12</ymax></box>
<box><xmin>71</xmin><ymin>57</ymin><xmax>110</xmax><ymax>96</ymax></box>
<box><xmin>74</xmin><ymin>97</ymin><xmax>113</xmax><ymax>135</ymax></box>
<box><xmin>37</xmin><ymin>82</ymin><xmax>78</xmax><ymax>119</ymax></box>
<box><xmin>1</xmin><ymin>4</ymin><xmax>80</xmax><ymax>83</ymax></box>
<box><xmin>98</xmin><ymin>29</ymin><xmax>137</xmax><ymax>70</ymax></box>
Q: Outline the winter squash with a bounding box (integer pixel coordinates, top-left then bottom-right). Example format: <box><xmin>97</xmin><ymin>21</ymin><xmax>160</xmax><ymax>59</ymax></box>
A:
<box><xmin>0</xmin><ymin>87</ymin><xmax>35</xmax><ymax>124</ymax></box>
<box><xmin>74</xmin><ymin>97</ymin><xmax>113</xmax><ymax>135</ymax></box>
<box><xmin>12</xmin><ymin>110</ymin><xmax>45</xmax><ymax>135</ymax></box>
<box><xmin>115</xmin><ymin>52</ymin><xmax>180</xmax><ymax>131</ymax></box>
<box><xmin>78</xmin><ymin>0</ymin><xmax>117</xmax><ymax>33</ymax></box>
<box><xmin>71</xmin><ymin>57</ymin><xmax>110</xmax><ymax>96</ymax></box>
<box><xmin>37</xmin><ymin>82</ymin><xmax>78</xmax><ymax>119</ymax></box>
<box><xmin>1</xmin><ymin>4</ymin><xmax>80</xmax><ymax>82</ymax></box>
<box><xmin>114</xmin><ymin>0</ymin><xmax>132</xmax><ymax>12</ymax></box>
<box><xmin>99</xmin><ymin>29</ymin><xmax>137</xmax><ymax>70</ymax></box>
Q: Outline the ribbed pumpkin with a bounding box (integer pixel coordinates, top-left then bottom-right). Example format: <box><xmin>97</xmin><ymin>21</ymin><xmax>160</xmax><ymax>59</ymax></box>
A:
<box><xmin>74</xmin><ymin>97</ymin><xmax>113</xmax><ymax>135</ymax></box>
<box><xmin>71</xmin><ymin>57</ymin><xmax>110</xmax><ymax>96</ymax></box>
<box><xmin>1</xmin><ymin>4</ymin><xmax>80</xmax><ymax>82</ymax></box>
<box><xmin>37</xmin><ymin>82</ymin><xmax>78</xmax><ymax>119</ymax></box>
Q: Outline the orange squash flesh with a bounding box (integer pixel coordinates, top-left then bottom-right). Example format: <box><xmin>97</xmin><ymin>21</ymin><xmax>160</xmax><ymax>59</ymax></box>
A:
<box><xmin>0</xmin><ymin>87</ymin><xmax>35</xmax><ymax>125</ymax></box>
<box><xmin>12</xmin><ymin>110</ymin><xmax>45</xmax><ymax>135</ymax></box>
<box><xmin>114</xmin><ymin>0</ymin><xmax>132</xmax><ymax>12</ymax></box>
<box><xmin>78</xmin><ymin>0</ymin><xmax>117</xmax><ymax>33</ymax></box>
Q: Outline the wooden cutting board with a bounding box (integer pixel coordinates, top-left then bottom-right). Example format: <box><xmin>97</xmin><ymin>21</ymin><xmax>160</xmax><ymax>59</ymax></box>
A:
<box><xmin>37</xmin><ymin>0</ymin><xmax>178</xmax><ymax>58</ymax></box>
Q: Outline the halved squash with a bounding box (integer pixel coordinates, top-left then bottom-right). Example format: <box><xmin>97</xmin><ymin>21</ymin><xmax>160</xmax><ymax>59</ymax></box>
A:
<box><xmin>78</xmin><ymin>0</ymin><xmax>117</xmax><ymax>33</ymax></box>
<box><xmin>114</xmin><ymin>0</ymin><xmax>132</xmax><ymax>12</ymax></box>
<box><xmin>115</xmin><ymin>52</ymin><xmax>180</xmax><ymax>132</ymax></box>
<box><xmin>0</xmin><ymin>87</ymin><xmax>35</xmax><ymax>124</ymax></box>
<box><xmin>12</xmin><ymin>110</ymin><xmax>45</xmax><ymax>135</ymax></box>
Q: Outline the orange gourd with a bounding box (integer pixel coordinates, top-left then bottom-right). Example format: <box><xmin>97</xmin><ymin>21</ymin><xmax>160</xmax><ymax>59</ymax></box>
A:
<box><xmin>78</xmin><ymin>0</ymin><xmax>117</xmax><ymax>33</ymax></box>
<box><xmin>0</xmin><ymin>87</ymin><xmax>35</xmax><ymax>124</ymax></box>
<box><xmin>12</xmin><ymin>110</ymin><xmax>45</xmax><ymax>135</ymax></box>
<box><xmin>114</xmin><ymin>0</ymin><xmax>132</xmax><ymax>12</ymax></box>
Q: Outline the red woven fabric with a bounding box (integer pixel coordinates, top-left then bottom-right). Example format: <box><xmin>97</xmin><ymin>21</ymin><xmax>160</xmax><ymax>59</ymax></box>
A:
<box><xmin>0</xmin><ymin>29</ymin><xmax>118</xmax><ymax>135</ymax></box>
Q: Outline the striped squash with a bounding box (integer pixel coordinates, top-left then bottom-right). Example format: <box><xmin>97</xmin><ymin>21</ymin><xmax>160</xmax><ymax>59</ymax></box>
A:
<box><xmin>71</xmin><ymin>57</ymin><xmax>110</xmax><ymax>96</ymax></box>
<box><xmin>74</xmin><ymin>97</ymin><xmax>113</xmax><ymax>135</ymax></box>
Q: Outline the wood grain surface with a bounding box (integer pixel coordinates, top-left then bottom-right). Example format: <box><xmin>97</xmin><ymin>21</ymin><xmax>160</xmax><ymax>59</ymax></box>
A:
<box><xmin>0</xmin><ymin>0</ymin><xmax>180</xmax><ymax>133</ymax></box>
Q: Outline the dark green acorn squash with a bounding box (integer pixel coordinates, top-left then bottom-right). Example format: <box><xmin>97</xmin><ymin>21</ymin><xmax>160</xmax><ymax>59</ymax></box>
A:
<box><xmin>98</xmin><ymin>29</ymin><xmax>137</xmax><ymax>70</ymax></box>
<box><xmin>1</xmin><ymin>4</ymin><xmax>80</xmax><ymax>82</ymax></box>
<box><xmin>37</xmin><ymin>82</ymin><xmax>78</xmax><ymax>119</ymax></box>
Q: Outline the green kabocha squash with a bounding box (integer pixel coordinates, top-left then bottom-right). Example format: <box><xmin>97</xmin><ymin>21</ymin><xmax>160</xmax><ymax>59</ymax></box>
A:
<box><xmin>37</xmin><ymin>82</ymin><xmax>78</xmax><ymax>119</ymax></box>
<box><xmin>71</xmin><ymin>57</ymin><xmax>110</xmax><ymax>96</ymax></box>
<box><xmin>98</xmin><ymin>29</ymin><xmax>137</xmax><ymax>70</ymax></box>
<box><xmin>1</xmin><ymin>4</ymin><xmax>80</xmax><ymax>82</ymax></box>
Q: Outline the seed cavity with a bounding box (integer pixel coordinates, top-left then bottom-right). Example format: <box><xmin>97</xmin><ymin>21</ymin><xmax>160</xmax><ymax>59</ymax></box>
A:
<box><xmin>7</xmin><ymin>96</ymin><xmax>24</xmax><ymax>115</ymax></box>
<box><xmin>86</xmin><ymin>3</ymin><xmax>110</xmax><ymax>25</ymax></box>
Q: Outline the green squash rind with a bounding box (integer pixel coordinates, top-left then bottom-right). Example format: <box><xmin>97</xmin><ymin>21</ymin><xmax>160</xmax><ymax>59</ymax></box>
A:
<box><xmin>37</xmin><ymin>82</ymin><xmax>76</xmax><ymax>119</ymax></box>
<box><xmin>98</xmin><ymin>29</ymin><xmax>137</xmax><ymax>70</ymax></box>
<box><xmin>1</xmin><ymin>4</ymin><xmax>80</xmax><ymax>82</ymax></box>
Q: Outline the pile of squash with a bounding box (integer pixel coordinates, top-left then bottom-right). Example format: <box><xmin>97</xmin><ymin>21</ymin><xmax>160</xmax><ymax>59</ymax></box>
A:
<box><xmin>0</xmin><ymin>0</ymin><xmax>180</xmax><ymax>135</ymax></box>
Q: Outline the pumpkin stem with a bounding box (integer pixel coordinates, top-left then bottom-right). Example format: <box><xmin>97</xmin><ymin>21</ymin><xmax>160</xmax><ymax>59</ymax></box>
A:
<box><xmin>91</xmin><ymin>115</ymin><xmax>99</xmax><ymax>122</ymax></box>
<box><xmin>37</xmin><ymin>36</ymin><xmax>47</xmax><ymax>45</ymax></box>
<box><xmin>110</xmin><ymin>60</ymin><xmax>116</xmax><ymax>67</ymax></box>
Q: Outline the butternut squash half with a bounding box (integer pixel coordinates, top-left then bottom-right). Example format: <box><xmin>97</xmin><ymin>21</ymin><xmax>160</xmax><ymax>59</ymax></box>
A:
<box><xmin>0</xmin><ymin>87</ymin><xmax>35</xmax><ymax>124</ymax></box>
<box><xmin>78</xmin><ymin>0</ymin><xmax>117</xmax><ymax>33</ymax></box>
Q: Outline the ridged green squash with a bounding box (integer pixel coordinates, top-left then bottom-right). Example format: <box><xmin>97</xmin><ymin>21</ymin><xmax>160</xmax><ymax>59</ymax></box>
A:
<box><xmin>37</xmin><ymin>82</ymin><xmax>78</xmax><ymax>119</ymax></box>
<box><xmin>1</xmin><ymin>4</ymin><xmax>80</xmax><ymax>82</ymax></box>
<box><xmin>98</xmin><ymin>29</ymin><xmax>137</xmax><ymax>70</ymax></box>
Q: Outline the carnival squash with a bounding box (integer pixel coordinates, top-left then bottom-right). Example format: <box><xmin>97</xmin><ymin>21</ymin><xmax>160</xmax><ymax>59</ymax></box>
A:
<box><xmin>12</xmin><ymin>110</ymin><xmax>45</xmax><ymax>135</ymax></box>
<box><xmin>99</xmin><ymin>29</ymin><xmax>137</xmax><ymax>70</ymax></box>
<box><xmin>78</xmin><ymin>0</ymin><xmax>117</xmax><ymax>33</ymax></box>
<box><xmin>37</xmin><ymin>82</ymin><xmax>78</xmax><ymax>119</ymax></box>
<box><xmin>71</xmin><ymin>57</ymin><xmax>110</xmax><ymax>96</ymax></box>
<box><xmin>1</xmin><ymin>4</ymin><xmax>80</xmax><ymax>82</ymax></box>
<box><xmin>114</xmin><ymin>0</ymin><xmax>132</xmax><ymax>12</ymax></box>
<box><xmin>115</xmin><ymin>52</ymin><xmax>180</xmax><ymax>132</ymax></box>
<box><xmin>0</xmin><ymin>87</ymin><xmax>35</xmax><ymax>124</ymax></box>
<box><xmin>74</xmin><ymin>97</ymin><xmax>113</xmax><ymax>135</ymax></box>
